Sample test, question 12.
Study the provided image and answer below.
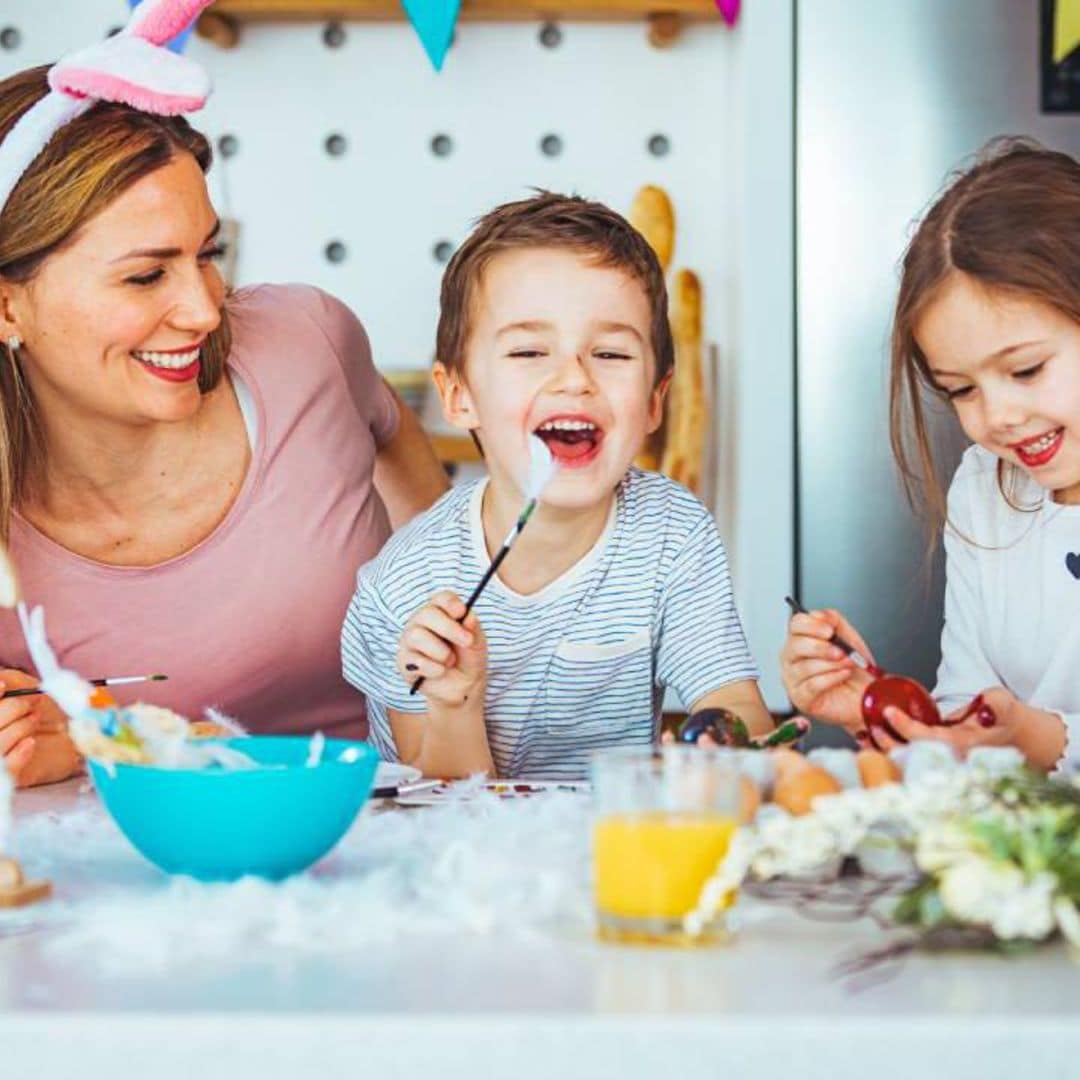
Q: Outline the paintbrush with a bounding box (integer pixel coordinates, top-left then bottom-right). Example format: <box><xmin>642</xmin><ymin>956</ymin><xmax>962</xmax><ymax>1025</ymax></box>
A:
<box><xmin>410</xmin><ymin>436</ymin><xmax>557</xmax><ymax>696</ymax></box>
<box><xmin>372</xmin><ymin>778</ymin><xmax>442</xmax><ymax>799</ymax></box>
<box><xmin>783</xmin><ymin>595</ymin><xmax>872</xmax><ymax>671</ymax></box>
<box><xmin>2</xmin><ymin>674</ymin><xmax>168</xmax><ymax>699</ymax></box>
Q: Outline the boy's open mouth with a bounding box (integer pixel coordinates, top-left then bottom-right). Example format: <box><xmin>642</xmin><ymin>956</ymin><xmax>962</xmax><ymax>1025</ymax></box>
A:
<box><xmin>533</xmin><ymin>416</ymin><xmax>604</xmax><ymax>467</ymax></box>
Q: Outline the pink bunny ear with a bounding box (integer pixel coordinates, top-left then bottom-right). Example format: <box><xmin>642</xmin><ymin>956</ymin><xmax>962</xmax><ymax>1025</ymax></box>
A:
<box><xmin>126</xmin><ymin>0</ymin><xmax>216</xmax><ymax>46</ymax></box>
<box><xmin>50</xmin><ymin>36</ymin><xmax>211</xmax><ymax>114</ymax></box>
<box><xmin>0</xmin><ymin>0</ymin><xmax>215</xmax><ymax>219</ymax></box>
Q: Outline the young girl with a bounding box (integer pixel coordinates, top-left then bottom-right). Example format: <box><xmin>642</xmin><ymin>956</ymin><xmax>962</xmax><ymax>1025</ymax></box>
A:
<box><xmin>782</xmin><ymin>138</ymin><xmax>1078</xmax><ymax>772</ymax></box>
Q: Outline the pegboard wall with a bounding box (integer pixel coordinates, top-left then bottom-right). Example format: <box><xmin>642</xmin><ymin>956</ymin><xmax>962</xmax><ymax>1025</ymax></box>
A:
<box><xmin>1</xmin><ymin>2</ymin><xmax>735</xmax><ymax>370</ymax></box>
<box><xmin>0</xmin><ymin>0</ymin><xmax>795</xmax><ymax>707</ymax></box>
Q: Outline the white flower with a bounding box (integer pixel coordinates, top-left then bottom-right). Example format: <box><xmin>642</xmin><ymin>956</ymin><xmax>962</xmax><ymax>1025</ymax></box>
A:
<box><xmin>915</xmin><ymin>821</ymin><xmax>977</xmax><ymax>873</ymax></box>
<box><xmin>751</xmin><ymin>811</ymin><xmax>844</xmax><ymax>879</ymax></box>
<box><xmin>990</xmin><ymin>873</ymin><xmax>1057</xmax><ymax>941</ymax></box>
<box><xmin>939</xmin><ymin>859</ymin><xmax>1057</xmax><ymax>941</ymax></box>
<box><xmin>1053</xmin><ymin>898</ymin><xmax>1080</xmax><ymax>949</ymax></box>
<box><xmin>965</xmin><ymin>747</ymin><xmax>1025</xmax><ymax>779</ymax></box>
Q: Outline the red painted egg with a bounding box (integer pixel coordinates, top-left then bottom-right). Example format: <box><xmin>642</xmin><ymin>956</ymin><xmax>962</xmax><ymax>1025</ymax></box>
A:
<box><xmin>861</xmin><ymin>674</ymin><xmax>941</xmax><ymax>748</ymax></box>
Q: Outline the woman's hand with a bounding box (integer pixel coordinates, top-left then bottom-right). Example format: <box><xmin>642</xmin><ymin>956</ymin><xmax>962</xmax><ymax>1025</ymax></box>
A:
<box><xmin>8</xmin><ymin>730</ymin><xmax>83</xmax><ymax>788</ymax></box>
<box><xmin>0</xmin><ymin>669</ymin><xmax>83</xmax><ymax>787</ymax></box>
<box><xmin>874</xmin><ymin>687</ymin><xmax>1068</xmax><ymax>771</ymax></box>
<box><xmin>397</xmin><ymin>591</ymin><xmax>487</xmax><ymax>709</ymax></box>
<box><xmin>780</xmin><ymin>608</ymin><xmax>874</xmax><ymax>734</ymax></box>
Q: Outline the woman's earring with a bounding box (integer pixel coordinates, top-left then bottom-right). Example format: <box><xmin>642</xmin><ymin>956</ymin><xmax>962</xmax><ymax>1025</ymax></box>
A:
<box><xmin>5</xmin><ymin>335</ymin><xmax>20</xmax><ymax>354</ymax></box>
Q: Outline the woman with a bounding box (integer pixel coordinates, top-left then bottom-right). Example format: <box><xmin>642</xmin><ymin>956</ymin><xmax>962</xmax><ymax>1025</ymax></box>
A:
<box><xmin>0</xmin><ymin>40</ymin><xmax>447</xmax><ymax>786</ymax></box>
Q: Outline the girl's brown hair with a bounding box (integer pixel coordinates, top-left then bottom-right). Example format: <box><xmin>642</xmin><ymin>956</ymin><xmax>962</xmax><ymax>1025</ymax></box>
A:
<box><xmin>890</xmin><ymin>137</ymin><xmax>1080</xmax><ymax>541</ymax></box>
<box><xmin>0</xmin><ymin>66</ymin><xmax>231</xmax><ymax>543</ymax></box>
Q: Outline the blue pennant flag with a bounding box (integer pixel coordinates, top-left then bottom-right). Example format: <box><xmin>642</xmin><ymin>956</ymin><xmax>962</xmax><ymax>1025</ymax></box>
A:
<box><xmin>400</xmin><ymin>0</ymin><xmax>461</xmax><ymax>71</ymax></box>
<box><xmin>126</xmin><ymin>0</ymin><xmax>197</xmax><ymax>54</ymax></box>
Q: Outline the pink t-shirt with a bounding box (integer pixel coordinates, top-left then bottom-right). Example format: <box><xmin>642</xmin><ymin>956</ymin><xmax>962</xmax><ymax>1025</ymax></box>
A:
<box><xmin>0</xmin><ymin>284</ymin><xmax>398</xmax><ymax>740</ymax></box>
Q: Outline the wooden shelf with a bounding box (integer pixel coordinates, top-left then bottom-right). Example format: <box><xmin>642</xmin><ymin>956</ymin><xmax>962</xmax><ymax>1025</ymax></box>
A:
<box><xmin>429</xmin><ymin>432</ymin><xmax>484</xmax><ymax>466</ymax></box>
<box><xmin>197</xmin><ymin>0</ymin><xmax>720</xmax><ymax>47</ymax></box>
<box><xmin>204</xmin><ymin>0</ymin><xmax>716</xmax><ymax>20</ymax></box>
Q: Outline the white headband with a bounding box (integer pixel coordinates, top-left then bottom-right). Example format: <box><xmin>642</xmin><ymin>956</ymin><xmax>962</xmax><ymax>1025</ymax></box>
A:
<box><xmin>0</xmin><ymin>0</ymin><xmax>215</xmax><ymax>219</ymax></box>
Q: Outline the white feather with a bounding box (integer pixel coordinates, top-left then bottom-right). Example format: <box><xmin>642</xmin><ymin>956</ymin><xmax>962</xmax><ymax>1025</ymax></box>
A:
<box><xmin>17</xmin><ymin>603</ymin><xmax>94</xmax><ymax>719</ymax></box>
<box><xmin>524</xmin><ymin>434</ymin><xmax>557</xmax><ymax>503</ymax></box>
<box><xmin>0</xmin><ymin>758</ymin><xmax>13</xmax><ymax>855</ymax></box>
<box><xmin>0</xmin><ymin>542</ymin><xmax>19</xmax><ymax>608</ymax></box>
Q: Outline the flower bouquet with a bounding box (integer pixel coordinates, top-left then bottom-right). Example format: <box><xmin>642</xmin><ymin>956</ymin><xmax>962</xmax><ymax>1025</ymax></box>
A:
<box><xmin>685</xmin><ymin>750</ymin><xmax>1080</xmax><ymax>953</ymax></box>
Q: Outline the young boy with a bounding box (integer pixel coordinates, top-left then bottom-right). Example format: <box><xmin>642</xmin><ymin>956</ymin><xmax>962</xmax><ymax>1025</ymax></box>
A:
<box><xmin>342</xmin><ymin>193</ymin><xmax>772</xmax><ymax>779</ymax></box>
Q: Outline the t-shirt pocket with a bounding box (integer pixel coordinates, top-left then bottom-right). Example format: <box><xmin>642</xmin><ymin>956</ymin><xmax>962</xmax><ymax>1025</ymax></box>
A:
<box><xmin>541</xmin><ymin>628</ymin><xmax>656</xmax><ymax>741</ymax></box>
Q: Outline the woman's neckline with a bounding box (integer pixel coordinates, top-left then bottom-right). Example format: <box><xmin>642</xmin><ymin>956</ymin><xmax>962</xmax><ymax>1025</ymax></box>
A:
<box><xmin>11</xmin><ymin>359</ymin><xmax>267</xmax><ymax>575</ymax></box>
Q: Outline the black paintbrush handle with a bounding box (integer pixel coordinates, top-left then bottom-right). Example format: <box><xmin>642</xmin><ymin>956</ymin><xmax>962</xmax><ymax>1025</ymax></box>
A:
<box><xmin>783</xmin><ymin>595</ymin><xmax>860</xmax><ymax>659</ymax></box>
<box><xmin>409</xmin><ymin>542</ymin><xmax>513</xmax><ymax>696</ymax></box>
<box><xmin>1</xmin><ymin>675</ymin><xmax>168</xmax><ymax>700</ymax></box>
<box><xmin>3</xmin><ymin>677</ymin><xmax>125</xmax><ymax>700</ymax></box>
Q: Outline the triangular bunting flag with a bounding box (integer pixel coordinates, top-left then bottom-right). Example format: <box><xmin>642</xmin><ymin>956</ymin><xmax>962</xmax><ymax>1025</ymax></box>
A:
<box><xmin>1054</xmin><ymin>0</ymin><xmax>1080</xmax><ymax>64</ymax></box>
<box><xmin>715</xmin><ymin>0</ymin><xmax>740</xmax><ymax>28</ymax></box>
<box><xmin>400</xmin><ymin>0</ymin><xmax>461</xmax><ymax>71</ymax></box>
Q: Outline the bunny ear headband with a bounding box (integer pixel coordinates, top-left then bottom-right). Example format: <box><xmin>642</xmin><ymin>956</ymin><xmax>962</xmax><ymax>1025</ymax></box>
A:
<box><xmin>0</xmin><ymin>0</ymin><xmax>215</xmax><ymax>219</ymax></box>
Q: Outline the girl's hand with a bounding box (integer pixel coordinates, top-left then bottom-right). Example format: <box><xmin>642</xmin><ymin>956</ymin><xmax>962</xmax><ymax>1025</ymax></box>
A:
<box><xmin>877</xmin><ymin>688</ymin><xmax>1063</xmax><ymax>768</ymax></box>
<box><xmin>780</xmin><ymin>608</ymin><xmax>874</xmax><ymax>735</ymax></box>
<box><xmin>397</xmin><ymin>591</ymin><xmax>488</xmax><ymax>710</ymax></box>
<box><xmin>0</xmin><ymin>669</ymin><xmax>83</xmax><ymax>787</ymax></box>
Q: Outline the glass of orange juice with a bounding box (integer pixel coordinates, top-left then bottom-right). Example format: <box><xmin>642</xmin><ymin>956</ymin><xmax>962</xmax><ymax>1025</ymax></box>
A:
<box><xmin>592</xmin><ymin>746</ymin><xmax>740</xmax><ymax>945</ymax></box>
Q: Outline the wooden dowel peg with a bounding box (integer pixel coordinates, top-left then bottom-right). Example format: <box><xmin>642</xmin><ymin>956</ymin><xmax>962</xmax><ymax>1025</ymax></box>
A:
<box><xmin>196</xmin><ymin>11</ymin><xmax>242</xmax><ymax>49</ymax></box>
<box><xmin>647</xmin><ymin>12</ymin><xmax>683</xmax><ymax>48</ymax></box>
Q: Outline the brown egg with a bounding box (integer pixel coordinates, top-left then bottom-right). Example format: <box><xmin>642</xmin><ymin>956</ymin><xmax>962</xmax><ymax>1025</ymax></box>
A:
<box><xmin>855</xmin><ymin>749</ymin><xmax>902</xmax><ymax>788</ymax></box>
<box><xmin>738</xmin><ymin>774</ymin><xmax>761</xmax><ymax>824</ymax></box>
<box><xmin>770</xmin><ymin>748</ymin><xmax>811</xmax><ymax>784</ymax></box>
<box><xmin>773</xmin><ymin>764</ymin><xmax>842</xmax><ymax>816</ymax></box>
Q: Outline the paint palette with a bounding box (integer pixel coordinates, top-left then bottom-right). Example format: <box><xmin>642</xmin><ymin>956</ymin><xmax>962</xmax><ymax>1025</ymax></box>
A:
<box><xmin>395</xmin><ymin>779</ymin><xmax>590</xmax><ymax>806</ymax></box>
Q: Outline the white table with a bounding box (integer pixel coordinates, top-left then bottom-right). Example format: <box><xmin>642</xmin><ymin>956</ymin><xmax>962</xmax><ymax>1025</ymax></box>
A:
<box><xmin>2</xmin><ymin>780</ymin><xmax>1078</xmax><ymax>1080</ymax></box>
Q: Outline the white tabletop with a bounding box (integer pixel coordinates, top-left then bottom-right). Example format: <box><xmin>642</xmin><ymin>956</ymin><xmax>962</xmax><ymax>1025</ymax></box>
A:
<box><xmin>2</xmin><ymin>780</ymin><xmax>1078</xmax><ymax>1080</ymax></box>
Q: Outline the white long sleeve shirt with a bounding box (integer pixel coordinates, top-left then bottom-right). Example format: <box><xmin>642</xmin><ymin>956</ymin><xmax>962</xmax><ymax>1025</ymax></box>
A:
<box><xmin>935</xmin><ymin>446</ymin><xmax>1080</xmax><ymax>771</ymax></box>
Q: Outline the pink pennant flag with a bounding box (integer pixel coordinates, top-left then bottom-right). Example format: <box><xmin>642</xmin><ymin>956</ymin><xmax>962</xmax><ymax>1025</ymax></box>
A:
<box><xmin>715</xmin><ymin>0</ymin><xmax>741</xmax><ymax>28</ymax></box>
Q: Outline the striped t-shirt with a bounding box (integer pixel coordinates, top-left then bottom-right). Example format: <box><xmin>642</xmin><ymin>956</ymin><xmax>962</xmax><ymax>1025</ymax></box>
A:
<box><xmin>341</xmin><ymin>468</ymin><xmax>759</xmax><ymax>780</ymax></box>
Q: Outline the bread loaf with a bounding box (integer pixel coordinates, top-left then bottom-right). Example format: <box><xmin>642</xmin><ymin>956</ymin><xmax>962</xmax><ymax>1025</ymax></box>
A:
<box><xmin>629</xmin><ymin>185</ymin><xmax>676</xmax><ymax>472</ymax></box>
<box><xmin>660</xmin><ymin>269</ymin><xmax>706</xmax><ymax>494</ymax></box>
<box><xmin>628</xmin><ymin>184</ymin><xmax>675</xmax><ymax>271</ymax></box>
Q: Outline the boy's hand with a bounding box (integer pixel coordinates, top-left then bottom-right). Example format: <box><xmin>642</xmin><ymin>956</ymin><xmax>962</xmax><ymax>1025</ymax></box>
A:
<box><xmin>397</xmin><ymin>591</ymin><xmax>487</xmax><ymax>709</ymax></box>
<box><xmin>780</xmin><ymin>607</ymin><xmax>873</xmax><ymax>735</ymax></box>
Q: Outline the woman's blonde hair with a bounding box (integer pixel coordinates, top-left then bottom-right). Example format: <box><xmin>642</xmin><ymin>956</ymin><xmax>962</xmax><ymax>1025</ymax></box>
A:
<box><xmin>0</xmin><ymin>65</ymin><xmax>231</xmax><ymax>543</ymax></box>
<box><xmin>890</xmin><ymin>137</ymin><xmax>1080</xmax><ymax>544</ymax></box>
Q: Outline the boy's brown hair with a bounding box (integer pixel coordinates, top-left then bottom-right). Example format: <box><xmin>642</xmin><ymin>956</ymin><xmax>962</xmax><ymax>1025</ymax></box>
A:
<box><xmin>436</xmin><ymin>191</ymin><xmax>674</xmax><ymax>385</ymax></box>
<box><xmin>890</xmin><ymin>137</ymin><xmax>1080</xmax><ymax>543</ymax></box>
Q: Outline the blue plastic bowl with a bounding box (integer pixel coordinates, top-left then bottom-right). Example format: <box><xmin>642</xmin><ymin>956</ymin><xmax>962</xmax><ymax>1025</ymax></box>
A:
<box><xmin>88</xmin><ymin>737</ymin><xmax>378</xmax><ymax>881</ymax></box>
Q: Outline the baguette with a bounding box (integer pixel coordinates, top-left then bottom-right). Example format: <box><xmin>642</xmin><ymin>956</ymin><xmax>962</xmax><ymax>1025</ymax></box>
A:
<box><xmin>660</xmin><ymin>269</ymin><xmax>706</xmax><ymax>494</ymax></box>
<box><xmin>628</xmin><ymin>184</ymin><xmax>675</xmax><ymax>272</ymax></box>
<box><xmin>629</xmin><ymin>185</ymin><xmax>676</xmax><ymax>471</ymax></box>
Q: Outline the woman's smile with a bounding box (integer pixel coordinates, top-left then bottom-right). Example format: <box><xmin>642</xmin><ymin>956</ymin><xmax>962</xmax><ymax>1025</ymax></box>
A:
<box><xmin>131</xmin><ymin>342</ymin><xmax>203</xmax><ymax>383</ymax></box>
